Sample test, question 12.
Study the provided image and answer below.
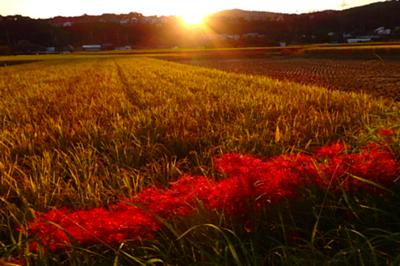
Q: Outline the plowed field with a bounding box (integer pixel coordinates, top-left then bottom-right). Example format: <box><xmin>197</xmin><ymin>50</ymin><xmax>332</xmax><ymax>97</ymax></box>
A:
<box><xmin>178</xmin><ymin>57</ymin><xmax>400</xmax><ymax>101</ymax></box>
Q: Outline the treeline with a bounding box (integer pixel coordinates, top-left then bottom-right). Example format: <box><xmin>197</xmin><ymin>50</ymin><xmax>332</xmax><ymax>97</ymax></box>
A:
<box><xmin>207</xmin><ymin>1</ymin><xmax>400</xmax><ymax>44</ymax></box>
<box><xmin>0</xmin><ymin>0</ymin><xmax>400</xmax><ymax>53</ymax></box>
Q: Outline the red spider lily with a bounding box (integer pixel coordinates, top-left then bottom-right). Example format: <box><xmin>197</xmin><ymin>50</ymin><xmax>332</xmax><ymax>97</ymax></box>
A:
<box><xmin>206</xmin><ymin>175</ymin><xmax>257</xmax><ymax>216</ymax></box>
<box><xmin>28</xmin><ymin>206</ymin><xmax>159</xmax><ymax>251</ymax></box>
<box><xmin>343</xmin><ymin>144</ymin><xmax>399</xmax><ymax>192</ymax></box>
<box><xmin>377</xmin><ymin>128</ymin><xmax>396</xmax><ymax>137</ymax></box>
<box><xmin>214</xmin><ymin>153</ymin><xmax>264</xmax><ymax>177</ymax></box>
<box><xmin>316</xmin><ymin>143</ymin><xmax>399</xmax><ymax>192</ymax></box>
<box><xmin>315</xmin><ymin>142</ymin><xmax>346</xmax><ymax>158</ymax></box>
<box><xmin>135</xmin><ymin>175</ymin><xmax>214</xmax><ymax>218</ymax></box>
<box><xmin>26</xmin><ymin>141</ymin><xmax>399</xmax><ymax>252</ymax></box>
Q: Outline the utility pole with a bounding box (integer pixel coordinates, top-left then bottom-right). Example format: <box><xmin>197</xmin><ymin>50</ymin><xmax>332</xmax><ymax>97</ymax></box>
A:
<box><xmin>5</xmin><ymin>30</ymin><xmax>12</xmax><ymax>46</ymax></box>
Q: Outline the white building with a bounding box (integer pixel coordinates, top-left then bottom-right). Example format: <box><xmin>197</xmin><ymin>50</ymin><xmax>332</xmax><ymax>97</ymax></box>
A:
<box><xmin>347</xmin><ymin>37</ymin><xmax>372</xmax><ymax>43</ymax></box>
<box><xmin>63</xmin><ymin>22</ymin><xmax>73</xmax><ymax>27</ymax></box>
<box><xmin>375</xmin><ymin>27</ymin><xmax>392</xmax><ymax>35</ymax></box>
<box><xmin>82</xmin><ymin>45</ymin><xmax>102</xmax><ymax>51</ymax></box>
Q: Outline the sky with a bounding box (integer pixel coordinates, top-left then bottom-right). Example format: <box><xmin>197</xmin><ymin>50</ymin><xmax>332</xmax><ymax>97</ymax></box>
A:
<box><xmin>0</xmin><ymin>0</ymin><xmax>381</xmax><ymax>19</ymax></box>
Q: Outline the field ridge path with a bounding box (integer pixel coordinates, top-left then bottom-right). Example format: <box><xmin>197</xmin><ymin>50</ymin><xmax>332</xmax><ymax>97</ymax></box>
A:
<box><xmin>114</xmin><ymin>60</ymin><xmax>144</xmax><ymax>109</ymax></box>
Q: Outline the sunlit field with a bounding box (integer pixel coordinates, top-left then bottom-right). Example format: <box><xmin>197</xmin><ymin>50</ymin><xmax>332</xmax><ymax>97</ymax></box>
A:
<box><xmin>0</xmin><ymin>55</ymin><xmax>399</xmax><ymax>265</ymax></box>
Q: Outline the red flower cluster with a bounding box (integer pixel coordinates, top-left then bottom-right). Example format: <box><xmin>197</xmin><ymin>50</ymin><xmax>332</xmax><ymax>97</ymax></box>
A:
<box><xmin>26</xmin><ymin>142</ymin><xmax>399</xmax><ymax>252</ymax></box>
<box><xmin>27</xmin><ymin>176</ymin><xmax>214</xmax><ymax>251</ymax></box>
<box><xmin>28</xmin><ymin>205</ymin><xmax>159</xmax><ymax>251</ymax></box>
<box><xmin>208</xmin><ymin>153</ymin><xmax>318</xmax><ymax>214</ymax></box>
<box><xmin>317</xmin><ymin>143</ymin><xmax>399</xmax><ymax>192</ymax></box>
<box><xmin>377</xmin><ymin>128</ymin><xmax>396</xmax><ymax>137</ymax></box>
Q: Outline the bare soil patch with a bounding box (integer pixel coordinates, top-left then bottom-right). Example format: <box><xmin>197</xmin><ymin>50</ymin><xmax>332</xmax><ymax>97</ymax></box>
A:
<box><xmin>176</xmin><ymin>57</ymin><xmax>400</xmax><ymax>101</ymax></box>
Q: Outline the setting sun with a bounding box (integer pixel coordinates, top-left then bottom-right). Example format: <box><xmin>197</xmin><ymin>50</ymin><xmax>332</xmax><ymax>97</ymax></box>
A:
<box><xmin>180</xmin><ymin>12</ymin><xmax>207</xmax><ymax>26</ymax></box>
<box><xmin>181</xmin><ymin>14</ymin><xmax>205</xmax><ymax>26</ymax></box>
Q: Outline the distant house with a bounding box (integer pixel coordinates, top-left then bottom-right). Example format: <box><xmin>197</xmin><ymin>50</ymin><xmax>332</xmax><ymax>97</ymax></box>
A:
<box><xmin>119</xmin><ymin>17</ymin><xmax>139</xmax><ymax>24</ymax></box>
<box><xmin>143</xmin><ymin>16</ymin><xmax>161</xmax><ymax>24</ymax></box>
<box><xmin>102</xmin><ymin>43</ymin><xmax>114</xmax><ymax>50</ymax></box>
<box><xmin>82</xmin><ymin>45</ymin><xmax>102</xmax><ymax>51</ymax></box>
<box><xmin>115</xmin><ymin>45</ymin><xmax>132</xmax><ymax>50</ymax></box>
<box><xmin>346</xmin><ymin>35</ymin><xmax>381</xmax><ymax>43</ymax></box>
<box><xmin>62</xmin><ymin>45</ymin><xmax>74</xmax><ymax>53</ymax></box>
<box><xmin>63</xmin><ymin>22</ymin><xmax>73</xmax><ymax>27</ymax></box>
<box><xmin>46</xmin><ymin>47</ymin><xmax>56</xmax><ymax>53</ymax></box>
<box><xmin>243</xmin><ymin>32</ymin><xmax>265</xmax><ymax>38</ymax></box>
<box><xmin>219</xmin><ymin>34</ymin><xmax>240</xmax><ymax>41</ymax></box>
<box><xmin>374</xmin><ymin>27</ymin><xmax>392</xmax><ymax>35</ymax></box>
<box><xmin>342</xmin><ymin>33</ymin><xmax>352</xmax><ymax>39</ymax></box>
<box><xmin>347</xmin><ymin>38</ymin><xmax>372</xmax><ymax>43</ymax></box>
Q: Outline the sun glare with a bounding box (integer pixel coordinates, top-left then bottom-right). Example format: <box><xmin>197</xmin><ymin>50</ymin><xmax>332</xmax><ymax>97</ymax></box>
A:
<box><xmin>180</xmin><ymin>13</ymin><xmax>207</xmax><ymax>26</ymax></box>
<box><xmin>168</xmin><ymin>3</ymin><xmax>215</xmax><ymax>27</ymax></box>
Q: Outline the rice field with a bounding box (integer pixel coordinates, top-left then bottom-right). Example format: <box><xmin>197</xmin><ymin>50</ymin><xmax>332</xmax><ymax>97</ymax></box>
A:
<box><xmin>0</xmin><ymin>55</ymin><xmax>399</xmax><ymax>265</ymax></box>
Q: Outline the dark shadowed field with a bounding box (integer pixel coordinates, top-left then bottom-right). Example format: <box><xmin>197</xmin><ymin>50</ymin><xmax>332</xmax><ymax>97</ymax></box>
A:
<box><xmin>173</xmin><ymin>56</ymin><xmax>400</xmax><ymax>101</ymax></box>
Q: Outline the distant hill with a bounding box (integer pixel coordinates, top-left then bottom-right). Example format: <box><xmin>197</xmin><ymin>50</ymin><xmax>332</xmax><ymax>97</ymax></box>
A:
<box><xmin>212</xmin><ymin>9</ymin><xmax>283</xmax><ymax>21</ymax></box>
<box><xmin>206</xmin><ymin>1</ymin><xmax>400</xmax><ymax>42</ymax></box>
<box><xmin>1</xmin><ymin>0</ymin><xmax>400</xmax><ymax>53</ymax></box>
<box><xmin>210</xmin><ymin>1</ymin><xmax>400</xmax><ymax>28</ymax></box>
<box><xmin>49</xmin><ymin>12</ymin><xmax>144</xmax><ymax>26</ymax></box>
